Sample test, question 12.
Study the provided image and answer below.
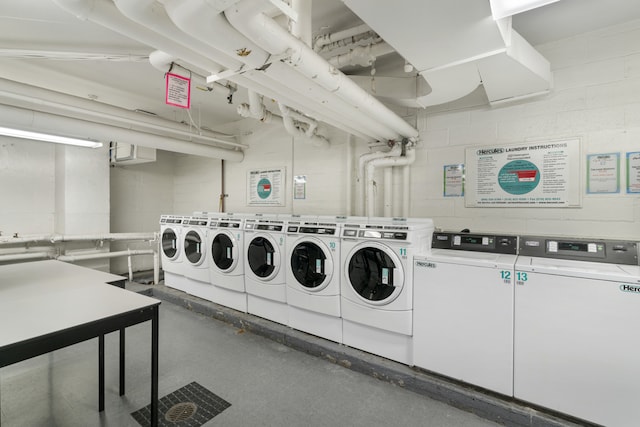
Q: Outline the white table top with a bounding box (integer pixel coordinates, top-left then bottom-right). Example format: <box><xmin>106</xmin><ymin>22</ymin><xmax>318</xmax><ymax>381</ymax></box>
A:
<box><xmin>0</xmin><ymin>260</ymin><xmax>160</xmax><ymax>348</ymax></box>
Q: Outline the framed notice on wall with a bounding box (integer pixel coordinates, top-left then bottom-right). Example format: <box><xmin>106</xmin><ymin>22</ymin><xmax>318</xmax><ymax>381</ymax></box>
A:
<box><xmin>464</xmin><ymin>138</ymin><xmax>581</xmax><ymax>207</ymax></box>
<box><xmin>247</xmin><ymin>167</ymin><xmax>285</xmax><ymax>206</ymax></box>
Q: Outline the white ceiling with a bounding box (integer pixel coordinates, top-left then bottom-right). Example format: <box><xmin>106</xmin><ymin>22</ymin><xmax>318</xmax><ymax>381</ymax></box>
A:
<box><xmin>1</xmin><ymin>0</ymin><xmax>639</xmax><ymax>136</ymax></box>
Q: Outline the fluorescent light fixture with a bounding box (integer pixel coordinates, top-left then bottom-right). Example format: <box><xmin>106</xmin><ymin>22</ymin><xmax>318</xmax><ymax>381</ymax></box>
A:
<box><xmin>490</xmin><ymin>0</ymin><xmax>562</xmax><ymax>20</ymax></box>
<box><xmin>0</xmin><ymin>126</ymin><xmax>103</xmax><ymax>148</ymax></box>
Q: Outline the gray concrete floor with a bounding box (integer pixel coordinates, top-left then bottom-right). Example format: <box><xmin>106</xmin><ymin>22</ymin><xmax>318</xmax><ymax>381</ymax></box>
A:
<box><xmin>1</xmin><ymin>291</ymin><xmax>504</xmax><ymax>427</ymax></box>
<box><xmin>2</xmin><ymin>277</ymin><xmax>586</xmax><ymax>427</ymax></box>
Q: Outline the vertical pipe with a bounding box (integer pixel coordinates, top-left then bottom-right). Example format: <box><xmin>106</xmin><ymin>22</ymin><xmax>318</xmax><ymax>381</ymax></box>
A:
<box><xmin>154</xmin><ymin>241</ymin><xmax>160</xmax><ymax>285</ymax></box>
<box><xmin>345</xmin><ymin>134</ymin><xmax>354</xmax><ymax>215</ymax></box>
<box><xmin>291</xmin><ymin>0</ymin><xmax>312</xmax><ymax>46</ymax></box>
<box><xmin>403</xmin><ymin>164</ymin><xmax>411</xmax><ymax>217</ymax></box>
<box><xmin>220</xmin><ymin>159</ymin><xmax>226</xmax><ymax>212</ymax></box>
<box><xmin>384</xmin><ymin>167</ymin><xmax>393</xmax><ymax>217</ymax></box>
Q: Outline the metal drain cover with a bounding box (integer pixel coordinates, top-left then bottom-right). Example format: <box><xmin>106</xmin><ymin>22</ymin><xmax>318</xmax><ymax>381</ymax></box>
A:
<box><xmin>165</xmin><ymin>402</ymin><xmax>198</xmax><ymax>423</ymax></box>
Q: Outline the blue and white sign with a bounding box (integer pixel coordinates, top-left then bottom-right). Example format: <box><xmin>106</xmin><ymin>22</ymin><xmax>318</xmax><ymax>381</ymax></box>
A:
<box><xmin>247</xmin><ymin>167</ymin><xmax>285</xmax><ymax>206</ymax></box>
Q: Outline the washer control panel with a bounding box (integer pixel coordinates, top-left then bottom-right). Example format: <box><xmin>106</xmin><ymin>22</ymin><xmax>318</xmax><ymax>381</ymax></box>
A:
<box><xmin>432</xmin><ymin>232</ymin><xmax>518</xmax><ymax>254</ymax></box>
<box><xmin>519</xmin><ymin>235</ymin><xmax>638</xmax><ymax>265</ymax></box>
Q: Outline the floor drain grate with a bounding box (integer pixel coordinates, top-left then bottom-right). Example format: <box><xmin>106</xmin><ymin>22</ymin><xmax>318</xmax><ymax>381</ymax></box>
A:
<box><xmin>131</xmin><ymin>382</ymin><xmax>231</xmax><ymax>427</ymax></box>
<box><xmin>165</xmin><ymin>402</ymin><xmax>197</xmax><ymax>423</ymax></box>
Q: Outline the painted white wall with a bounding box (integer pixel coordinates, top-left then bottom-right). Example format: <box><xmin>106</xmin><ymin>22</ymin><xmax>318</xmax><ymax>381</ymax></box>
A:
<box><xmin>173</xmin><ymin>154</ymin><xmax>222</xmax><ymax>215</ymax></box>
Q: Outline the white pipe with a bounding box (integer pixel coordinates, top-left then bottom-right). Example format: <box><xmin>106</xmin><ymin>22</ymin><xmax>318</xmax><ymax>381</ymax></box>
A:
<box><xmin>345</xmin><ymin>134</ymin><xmax>354</xmax><ymax>215</ymax></box>
<box><xmin>57</xmin><ymin>249</ymin><xmax>154</xmax><ymax>262</ymax></box>
<box><xmin>402</xmin><ymin>163</ymin><xmax>411</xmax><ymax>217</ymax></box>
<box><xmin>366</xmin><ymin>145</ymin><xmax>403</xmax><ymax>216</ymax></box>
<box><xmin>164</xmin><ymin>1</ymin><xmax>391</xmax><ymax>141</ymax></box>
<box><xmin>0</xmin><ymin>78</ymin><xmax>244</xmax><ymax>149</ymax></box>
<box><xmin>0</xmin><ymin>232</ymin><xmax>156</xmax><ymax>245</ymax></box>
<box><xmin>291</xmin><ymin>0</ymin><xmax>312</xmax><ymax>46</ymax></box>
<box><xmin>314</xmin><ymin>23</ymin><xmax>371</xmax><ymax>51</ymax></box>
<box><xmin>224</xmin><ymin>0</ymin><xmax>419</xmax><ymax>141</ymax></box>
<box><xmin>53</xmin><ymin>0</ymin><xmax>228</xmax><ymax>74</ymax></box>
<box><xmin>162</xmin><ymin>0</ymin><xmax>269</xmax><ymax>70</ymax></box>
<box><xmin>154</xmin><ymin>250</ymin><xmax>160</xmax><ymax>285</ymax></box>
<box><xmin>0</xmin><ymin>104</ymin><xmax>244</xmax><ymax>161</ymax></box>
<box><xmin>357</xmin><ymin>146</ymin><xmax>398</xmax><ymax>216</ymax></box>
<box><xmin>148</xmin><ymin>50</ymin><xmax>229</xmax><ymax>93</ymax></box>
<box><xmin>328</xmin><ymin>42</ymin><xmax>395</xmax><ymax>68</ymax></box>
<box><xmin>278</xmin><ymin>103</ymin><xmax>329</xmax><ymax>148</ymax></box>
<box><xmin>0</xmin><ymin>252</ymin><xmax>52</xmax><ymax>262</ymax></box>
<box><xmin>384</xmin><ymin>167</ymin><xmax>393</xmax><ymax>217</ymax></box>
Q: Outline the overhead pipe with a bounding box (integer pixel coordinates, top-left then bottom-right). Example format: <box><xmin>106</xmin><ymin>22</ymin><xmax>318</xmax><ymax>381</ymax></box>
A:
<box><xmin>290</xmin><ymin>0</ymin><xmax>312</xmax><ymax>46</ymax></box>
<box><xmin>224</xmin><ymin>0</ymin><xmax>419</xmax><ymax>141</ymax></box>
<box><xmin>0</xmin><ymin>78</ymin><xmax>244</xmax><ymax>149</ymax></box>
<box><xmin>163</xmin><ymin>0</ymin><xmax>395</xmax><ymax>141</ymax></box>
<box><xmin>0</xmin><ymin>104</ymin><xmax>244</xmax><ymax>161</ymax></box>
<box><xmin>313</xmin><ymin>23</ymin><xmax>372</xmax><ymax>51</ymax></box>
<box><xmin>278</xmin><ymin>103</ymin><xmax>329</xmax><ymax>148</ymax></box>
<box><xmin>366</xmin><ymin>147</ymin><xmax>416</xmax><ymax>217</ymax></box>
<box><xmin>328</xmin><ymin>42</ymin><xmax>395</xmax><ymax>68</ymax></box>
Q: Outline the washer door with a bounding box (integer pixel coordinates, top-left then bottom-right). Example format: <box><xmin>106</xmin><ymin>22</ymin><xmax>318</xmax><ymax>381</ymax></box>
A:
<box><xmin>211</xmin><ymin>231</ymin><xmax>238</xmax><ymax>273</ymax></box>
<box><xmin>290</xmin><ymin>238</ymin><xmax>333</xmax><ymax>291</ymax></box>
<box><xmin>184</xmin><ymin>229</ymin><xmax>206</xmax><ymax>266</ymax></box>
<box><xmin>162</xmin><ymin>227</ymin><xmax>180</xmax><ymax>261</ymax></box>
<box><xmin>346</xmin><ymin>242</ymin><xmax>404</xmax><ymax>305</ymax></box>
<box><xmin>247</xmin><ymin>234</ymin><xmax>280</xmax><ymax>281</ymax></box>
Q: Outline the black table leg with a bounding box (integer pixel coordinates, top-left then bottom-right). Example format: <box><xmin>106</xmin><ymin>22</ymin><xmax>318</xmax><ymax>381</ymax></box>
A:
<box><xmin>98</xmin><ymin>334</ymin><xmax>105</xmax><ymax>412</ymax></box>
<box><xmin>151</xmin><ymin>306</ymin><xmax>159</xmax><ymax>427</ymax></box>
<box><xmin>119</xmin><ymin>328</ymin><xmax>125</xmax><ymax>396</ymax></box>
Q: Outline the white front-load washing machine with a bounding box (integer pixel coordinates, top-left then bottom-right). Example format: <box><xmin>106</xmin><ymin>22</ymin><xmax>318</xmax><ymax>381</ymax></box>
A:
<box><xmin>514</xmin><ymin>236</ymin><xmax>640</xmax><ymax>427</ymax></box>
<box><xmin>341</xmin><ymin>217</ymin><xmax>434</xmax><ymax>364</ymax></box>
<box><xmin>244</xmin><ymin>215</ymin><xmax>288</xmax><ymax>325</ymax></box>
<box><xmin>180</xmin><ymin>215</ymin><xmax>211</xmax><ymax>298</ymax></box>
<box><xmin>159</xmin><ymin>214</ymin><xmax>188</xmax><ymax>291</ymax></box>
<box><xmin>206</xmin><ymin>213</ymin><xmax>247</xmax><ymax>312</ymax></box>
<box><xmin>285</xmin><ymin>215</ymin><xmax>342</xmax><ymax>343</ymax></box>
<box><xmin>413</xmin><ymin>231</ymin><xmax>518</xmax><ymax>396</ymax></box>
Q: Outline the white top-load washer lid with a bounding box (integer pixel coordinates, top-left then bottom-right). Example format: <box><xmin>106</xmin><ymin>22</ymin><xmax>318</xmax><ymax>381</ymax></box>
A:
<box><xmin>345</xmin><ymin>240</ymin><xmax>405</xmax><ymax>305</ymax></box>
<box><xmin>183</xmin><ymin>217</ymin><xmax>209</xmax><ymax>266</ymax></box>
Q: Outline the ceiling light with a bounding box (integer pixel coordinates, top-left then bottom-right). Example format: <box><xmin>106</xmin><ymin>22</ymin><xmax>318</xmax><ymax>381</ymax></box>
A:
<box><xmin>490</xmin><ymin>0</ymin><xmax>562</xmax><ymax>20</ymax></box>
<box><xmin>0</xmin><ymin>126</ymin><xmax>103</xmax><ymax>148</ymax></box>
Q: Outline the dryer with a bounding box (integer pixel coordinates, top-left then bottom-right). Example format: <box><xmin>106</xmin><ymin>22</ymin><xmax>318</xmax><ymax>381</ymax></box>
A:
<box><xmin>285</xmin><ymin>215</ymin><xmax>342</xmax><ymax>343</ymax></box>
<box><xmin>159</xmin><ymin>214</ymin><xmax>188</xmax><ymax>291</ymax></box>
<box><xmin>413</xmin><ymin>231</ymin><xmax>518</xmax><ymax>396</ymax></box>
<box><xmin>244</xmin><ymin>214</ymin><xmax>288</xmax><ymax>325</ymax></box>
<box><xmin>514</xmin><ymin>236</ymin><xmax>640</xmax><ymax>427</ymax></box>
<box><xmin>206</xmin><ymin>213</ymin><xmax>247</xmax><ymax>312</ymax></box>
<box><xmin>340</xmin><ymin>217</ymin><xmax>434</xmax><ymax>364</ymax></box>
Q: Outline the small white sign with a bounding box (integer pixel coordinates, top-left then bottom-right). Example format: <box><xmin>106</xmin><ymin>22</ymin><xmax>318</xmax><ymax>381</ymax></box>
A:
<box><xmin>165</xmin><ymin>73</ymin><xmax>191</xmax><ymax>109</ymax></box>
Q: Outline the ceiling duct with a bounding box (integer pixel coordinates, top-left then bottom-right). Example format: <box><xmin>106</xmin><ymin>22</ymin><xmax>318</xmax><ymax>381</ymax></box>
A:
<box><xmin>341</xmin><ymin>0</ymin><xmax>552</xmax><ymax>106</ymax></box>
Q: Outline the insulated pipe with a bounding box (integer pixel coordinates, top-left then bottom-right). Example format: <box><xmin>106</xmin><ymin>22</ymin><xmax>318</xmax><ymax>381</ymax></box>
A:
<box><xmin>313</xmin><ymin>23</ymin><xmax>371</xmax><ymax>51</ymax></box>
<box><xmin>0</xmin><ymin>232</ymin><xmax>156</xmax><ymax>245</ymax></box>
<box><xmin>345</xmin><ymin>134</ymin><xmax>355</xmax><ymax>215</ymax></box>
<box><xmin>366</xmin><ymin>148</ymin><xmax>416</xmax><ymax>217</ymax></box>
<box><xmin>0</xmin><ymin>104</ymin><xmax>244</xmax><ymax>161</ymax></box>
<box><xmin>291</xmin><ymin>0</ymin><xmax>312</xmax><ymax>46</ymax></box>
<box><xmin>402</xmin><ymin>163</ymin><xmax>411</xmax><ymax>217</ymax></box>
<box><xmin>52</xmin><ymin>0</ymin><xmax>227</xmax><ymax>74</ymax></box>
<box><xmin>328</xmin><ymin>42</ymin><xmax>395</xmax><ymax>68</ymax></box>
<box><xmin>383</xmin><ymin>167</ymin><xmax>393</xmax><ymax>217</ymax></box>
<box><xmin>225</xmin><ymin>0</ymin><xmax>419</xmax><ymax>141</ymax></box>
<box><xmin>162</xmin><ymin>0</ymin><xmax>269</xmax><ymax>70</ymax></box>
<box><xmin>357</xmin><ymin>146</ymin><xmax>399</xmax><ymax>216</ymax></box>
<box><xmin>0</xmin><ymin>252</ymin><xmax>52</xmax><ymax>262</ymax></box>
<box><xmin>148</xmin><ymin>50</ymin><xmax>229</xmax><ymax>92</ymax></box>
<box><xmin>115</xmin><ymin>0</ymin><xmax>244</xmax><ymax>72</ymax></box>
<box><xmin>0</xmin><ymin>78</ymin><xmax>244</xmax><ymax>149</ymax></box>
<box><xmin>164</xmin><ymin>1</ymin><xmax>389</xmax><ymax>141</ymax></box>
<box><xmin>278</xmin><ymin>103</ymin><xmax>329</xmax><ymax>148</ymax></box>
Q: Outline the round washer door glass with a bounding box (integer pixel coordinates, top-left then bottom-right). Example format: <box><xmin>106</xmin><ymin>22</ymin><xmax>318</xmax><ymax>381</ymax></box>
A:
<box><xmin>291</xmin><ymin>241</ymin><xmax>327</xmax><ymax>289</ymax></box>
<box><xmin>184</xmin><ymin>230</ymin><xmax>203</xmax><ymax>264</ymax></box>
<box><xmin>248</xmin><ymin>236</ymin><xmax>276</xmax><ymax>278</ymax></box>
<box><xmin>211</xmin><ymin>233</ymin><xmax>235</xmax><ymax>271</ymax></box>
<box><xmin>162</xmin><ymin>229</ymin><xmax>178</xmax><ymax>259</ymax></box>
<box><xmin>348</xmin><ymin>247</ymin><xmax>398</xmax><ymax>301</ymax></box>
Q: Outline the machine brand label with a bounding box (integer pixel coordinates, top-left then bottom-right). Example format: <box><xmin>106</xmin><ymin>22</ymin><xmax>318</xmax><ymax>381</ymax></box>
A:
<box><xmin>620</xmin><ymin>284</ymin><xmax>640</xmax><ymax>294</ymax></box>
<box><xmin>415</xmin><ymin>261</ymin><xmax>436</xmax><ymax>268</ymax></box>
